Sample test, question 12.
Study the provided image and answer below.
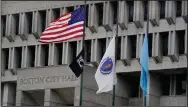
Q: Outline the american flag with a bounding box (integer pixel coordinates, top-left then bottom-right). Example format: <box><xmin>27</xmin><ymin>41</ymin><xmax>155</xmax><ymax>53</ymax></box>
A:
<box><xmin>39</xmin><ymin>7</ymin><xmax>84</xmax><ymax>43</ymax></box>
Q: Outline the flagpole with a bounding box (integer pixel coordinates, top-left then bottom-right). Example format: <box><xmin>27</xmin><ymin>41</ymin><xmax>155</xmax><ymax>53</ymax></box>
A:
<box><xmin>143</xmin><ymin>0</ymin><xmax>150</xmax><ymax>106</ymax></box>
<box><xmin>185</xmin><ymin>2</ymin><xmax>188</xmax><ymax>106</ymax></box>
<box><xmin>112</xmin><ymin>1</ymin><xmax>119</xmax><ymax>106</ymax></box>
<box><xmin>79</xmin><ymin>0</ymin><xmax>86</xmax><ymax>106</ymax></box>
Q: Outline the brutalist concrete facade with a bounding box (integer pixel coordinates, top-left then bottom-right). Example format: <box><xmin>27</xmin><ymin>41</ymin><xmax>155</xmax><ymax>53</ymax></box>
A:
<box><xmin>0</xmin><ymin>1</ymin><xmax>188</xmax><ymax>106</ymax></box>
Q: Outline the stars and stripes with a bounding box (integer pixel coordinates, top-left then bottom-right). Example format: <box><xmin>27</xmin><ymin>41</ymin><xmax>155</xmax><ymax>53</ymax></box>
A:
<box><xmin>39</xmin><ymin>7</ymin><xmax>84</xmax><ymax>43</ymax></box>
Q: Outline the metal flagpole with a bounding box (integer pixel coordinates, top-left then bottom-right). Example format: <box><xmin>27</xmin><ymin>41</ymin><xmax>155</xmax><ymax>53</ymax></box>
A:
<box><xmin>79</xmin><ymin>0</ymin><xmax>86</xmax><ymax>106</ymax></box>
<box><xmin>187</xmin><ymin>0</ymin><xmax>188</xmax><ymax>104</ymax></box>
<box><xmin>112</xmin><ymin>1</ymin><xmax>119</xmax><ymax>106</ymax></box>
<box><xmin>143</xmin><ymin>0</ymin><xmax>150</xmax><ymax>106</ymax></box>
<box><xmin>185</xmin><ymin>2</ymin><xmax>188</xmax><ymax>106</ymax></box>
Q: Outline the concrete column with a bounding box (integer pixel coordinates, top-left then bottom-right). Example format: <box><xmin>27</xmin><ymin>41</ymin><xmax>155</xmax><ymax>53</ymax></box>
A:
<box><xmin>35</xmin><ymin>45</ymin><xmax>39</xmax><ymax>67</ymax></box>
<box><xmin>44</xmin><ymin>89</ymin><xmax>66</xmax><ymax>106</ymax></box>
<box><xmin>2</xmin><ymin>83</ymin><xmax>16</xmax><ymax>106</ymax></box>
<box><xmin>121</xmin><ymin>36</ymin><xmax>132</xmax><ymax>66</ymax></box>
<box><xmin>16</xmin><ymin>91</ymin><xmax>37</xmax><ymax>106</ymax></box>
<box><xmin>152</xmin><ymin>32</ymin><xmax>162</xmax><ymax>63</ymax></box>
<box><xmin>76</xmin><ymin>40</ymin><xmax>82</xmax><ymax>56</ymax></box>
<box><xmin>136</xmin><ymin>34</ymin><xmax>144</xmax><ymax>60</ymax></box>
<box><xmin>118</xmin><ymin>1</ymin><xmax>128</xmax><ymax>30</ymax></box>
<box><xmin>51</xmin><ymin>43</ymin><xmax>58</xmax><ymax>65</ymax></box>
<box><xmin>48</xmin><ymin>43</ymin><xmax>52</xmax><ymax>66</ymax></box>
<box><xmin>88</xmin><ymin>3</ymin><xmax>98</xmax><ymax>33</ymax></box>
<box><xmin>74</xmin><ymin>86</ymin><xmax>81</xmax><ymax>106</ymax></box>
<box><xmin>147</xmin><ymin>72</ymin><xmax>161</xmax><ymax>106</ymax></box>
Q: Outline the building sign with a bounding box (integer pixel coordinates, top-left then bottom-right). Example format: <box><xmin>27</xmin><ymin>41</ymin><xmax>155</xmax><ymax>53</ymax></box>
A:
<box><xmin>17</xmin><ymin>66</ymin><xmax>80</xmax><ymax>91</ymax></box>
<box><xmin>19</xmin><ymin>75</ymin><xmax>78</xmax><ymax>85</ymax></box>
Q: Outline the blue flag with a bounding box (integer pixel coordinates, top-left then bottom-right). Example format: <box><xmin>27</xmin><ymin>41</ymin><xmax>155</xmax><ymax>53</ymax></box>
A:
<box><xmin>140</xmin><ymin>33</ymin><xmax>149</xmax><ymax>97</ymax></box>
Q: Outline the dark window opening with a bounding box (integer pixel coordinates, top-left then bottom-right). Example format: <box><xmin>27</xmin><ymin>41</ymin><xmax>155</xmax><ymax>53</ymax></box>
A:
<box><xmin>143</xmin><ymin>1</ymin><xmax>148</xmax><ymax>21</ymax></box>
<box><xmin>1</xmin><ymin>15</ymin><xmax>6</xmax><ymax>37</ymax></box>
<box><xmin>85</xmin><ymin>40</ymin><xmax>91</xmax><ymax>62</ymax></box>
<box><xmin>15</xmin><ymin>47</ymin><xmax>22</xmax><ymax>68</ymax></box>
<box><xmin>25</xmin><ymin>12</ymin><xmax>33</xmax><ymax>34</ymax></box>
<box><xmin>130</xmin><ymin>35</ymin><xmax>137</xmax><ymax>58</ymax></box>
<box><xmin>160</xmin><ymin>32</ymin><xmax>169</xmax><ymax>56</ymax></box>
<box><xmin>159</xmin><ymin>1</ymin><xmax>165</xmax><ymax>19</ymax></box>
<box><xmin>96</xmin><ymin>3</ymin><xmax>103</xmax><ymax>26</ymax></box>
<box><xmin>70</xmin><ymin>41</ymin><xmax>77</xmax><ymax>60</ymax></box>
<box><xmin>117</xmin><ymin>37</ymin><xmax>121</xmax><ymax>60</ymax></box>
<box><xmin>80</xmin><ymin>4</ymin><xmax>89</xmax><ymax>27</ymax></box>
<box><xmin>53</xmin><ymin>8</ymin><xmax>60</xmax><ymax>20</ymax></box>
<box><xmin>176</xmin><ymin>30</ymin><xmax>185</xmax><ymax>54</ymax></box>
<box><xmin>148</xmin><ymin>34</ymin><xmax>152</xmax><ymax>57</ymax></box>
<box><xmin>98</xmin><ymin>38</ymin><xmax>106</xmax><ymax>60</ymax></box>
<box><xmin>39</xmin><ymin>10</ymin><xmax>46</xmax><ymax>32</ymax></box>
<box><xmin>55</xmin><ymin>43</ymin><xmax>63</xmax><ymax>65</ymax></box>
<box><xmin>176</xmin><ymin>73</ymin><xmax>186</xmax><ymax>95</ymax></box>
<box><xmin>42</xmin><ymin>45</ymin><xmax>49</xmax><ymax>66</ymax></box>
<box><xmin>176</xmin><ymin>1</ymin><xmax>182</xmax><ymax>17</ymax></box>
<box><xmin>125</xmin><ymin>73</ymin><xmax>140</xmax><ymax>98</ymax></box>
<box><xmin>127</xmin><ymin>1</ymin><xmax>134</xmax><ymax>22</ymax></box>
<box><xmin>13</xmin><ymin>14</ymin><xmax>19</xmax><ymax>35</ymax></box>
<box><xmin>66</xmin><ymin>6</ymin><xmax>74</xmax><ymax>13</ymax></box>
<box><xmin>28</xmin><ymin>46</ymin><xmax>35</xmax><ymax>67</ymax></box>
<box><xmin>160</xmin><ymin>74</ymin><xmax>170</xmax><ymax>95</ymax></box>
<box><xmin>2</xmin><ymin>48</ymin><xmax>9</xmax><ymax>69</ymax></box>
<box><xmin>111</xmin><ymin>1</ymin><xmax>118</xmax><ymax>24</ymax></box>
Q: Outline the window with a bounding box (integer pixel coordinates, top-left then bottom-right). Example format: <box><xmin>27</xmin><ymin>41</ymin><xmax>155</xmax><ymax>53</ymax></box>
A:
<box><xmin>98</xmin><ymin>38</ymin><xmax>106</xmax><ymax>60</ymax></box>
<box><xmin>176</xmin><ymin>73</ymin><xmax>186</xmax><ymax>95</ymax></box>
<box><xmin>148</xmin><ymin>34</ymin><xmax>153</xmax><ymax>57</ymax></box>
<box><xmin>41</xmin><ymin>44</ymin><xmax>49</xmax><ymax>66</ymax></box>
<box><xmin>117</xmin><ymin>37</ymin><xmax>121</xmax><ymax>60</ymax></box>
<box><xmin>176</xmin><ymin>30</ymin><xmax>185</xmax><ymax>54</ymax></box>
<box><xmin>25</xmin><ymin>12</ymin><xmax>33</xmax><ymax>34</ymax></box>
<box><xmin>85</xmin><ymin>40</ymin><xmax>91</xmax><ymax>62</ymax></box>
<box><xmin>176</xmin><ymin>1</ymin><xmax>182</xmax><ymax>17</ymax></box>
<box><xmin>70</xmin><ymin>41</ymin><xmax>77</xmax><ymax>60</ymax></box>
<box><xmin>2</xmin><ymin>48</ymin><xmax>9</xmax><ymax>70</ymax></box>
<box><xmin>15</xmin><ymin>47</ymin><xmax>22</xmax><ymax>68</ymax></box>
<box><xmin>124</xmin><ymin>72</ymin><xmax>140</xmax><ymax>98</ymax></box>
<box><xmin>53</xmin><ymin>8</ymin><xmax>60</xmax><ymax>20</ymax></box>
<box><xmin>55</xmin><ymin>43</ymin><xmax>63</xmax><ymax>65</ymax></box>
<box><xmin>1</xmin><ymin>15</ymin><xmax>6</xmax><ymax>37</ymax></box>
<box><xmin>39</xmin><ymin>10</ymin><xmax>46</xmax><ymax>32</ymax></box>
<box><xmin>13</xmin><ymin>14</ymin><xmax>19</xmax><ymax>35</ymax></box>
<box><xmin>160</xmin><ymin>32</ymin><xmax>169</xmax><ymax>56</ymax></box>
<box><xmin>159</xmin><ymin>1</ymin><xmax>165</xmax><ymax>19</ymax></box>
<box><xmin>129</xmin><ymin>35</ymin><xmax>137</xmax><ymax>58</ymax></box>
<box><xmin>160</xmin><ymin>74</ymin><xmax>170</xmax><ymax>95</ymax></box>
<box><xmin>96</xmin><ymin>3</ymin><xmax>103</xmax><ymax>26</ymax></box>
<box><xmin>111</xmin><ymin>1</ymin><xmax>118</xmax><ymax>24</ymax></box>
<box><xmin>80</xmin><ymin>5</ymin><xmax>89</xmax><ymax>27</ymax></box>
<box><xmin>66</xmin><ymin>6</ymin><xmax>74</xmax><ymax>13</ymax></box>
<box><xmin>143</xmin><ymin>1</ymin><xmax>148</xmax><ymax>21</ymax></box>
<box><xmin>127</xmin><ymin>1</ymin><xmax>134</xmax><ymax>22</ymax></box>
<box><xmin>28</xmin><ymin>46</ymin><xmax>35</xmax><ymax>67</ymax></box>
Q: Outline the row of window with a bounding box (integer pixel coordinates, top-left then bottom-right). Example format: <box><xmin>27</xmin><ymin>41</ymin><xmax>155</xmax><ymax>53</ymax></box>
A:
<box><xmin>1</xmin><ymin>70</ymin><xmax>186</xmax><ymax>106</ymax></box>
<box><xmin>1</xmin><ymin>1</ymin><xmax>186</xmax><ymax>37</ymax></box>
<box><xmin>125</xmin><ymin>69</ymin><xmax>187</xmax><ymax>98</ymax></box>
<box><xmin>1</xmin><ymin>30</ymin><xmax>186</xmax><ymax>70</ymax></box>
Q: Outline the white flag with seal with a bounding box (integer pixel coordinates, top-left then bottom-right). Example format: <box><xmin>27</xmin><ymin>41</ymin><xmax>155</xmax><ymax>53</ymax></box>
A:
<box><xmin>94</xmin><ymin>36</ymin><xmax>117</xmax><ymax>94</ymax></box>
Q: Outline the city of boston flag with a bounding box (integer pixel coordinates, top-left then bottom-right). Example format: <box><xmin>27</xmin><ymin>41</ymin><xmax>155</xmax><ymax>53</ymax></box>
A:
<box><xmin>95</xmin><ymin>36</ymin><xmax>117</xmax><ymax>94</ymax></box>
<box><xmin>69</xmin><ymin>49</ymin><xmax>84</xmax><ymax>78</ymax></box>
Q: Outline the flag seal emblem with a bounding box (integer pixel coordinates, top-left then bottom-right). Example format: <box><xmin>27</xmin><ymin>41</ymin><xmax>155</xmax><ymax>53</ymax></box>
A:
<box><xmin>100</xmin><ymin>57</ymin><xmax>113</xmax><ymax>74</ymax></box>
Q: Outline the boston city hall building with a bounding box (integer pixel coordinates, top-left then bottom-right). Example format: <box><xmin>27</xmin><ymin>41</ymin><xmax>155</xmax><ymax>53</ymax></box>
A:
<box><xmin>0</xmin><ymin>0</ymin><xmax>187</xmax><ymax>106</ymax></box>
